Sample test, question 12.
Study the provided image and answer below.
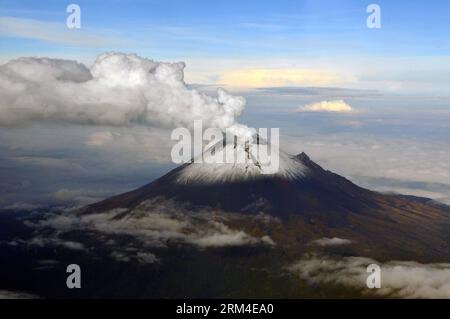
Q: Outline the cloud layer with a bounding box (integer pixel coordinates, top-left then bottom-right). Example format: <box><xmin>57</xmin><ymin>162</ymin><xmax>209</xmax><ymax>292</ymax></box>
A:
<box><xmin>218</xmin><ymin>68</ymin><xmax>351</xmax><ymax>88</ymax></box>
<box><xmin>311</xmin><ymin>237</ymin><xmax>352</xmax><ymax>247</ymax></box>
<box><xmin>0</xmin><ymin>290</ymin><xmax>40</xmax><ymax>299</ymax></box>
<box><xmin>0</xmin><ymin>53</ymin><xmax>252</xmax><ymax>138</ymax></box>
<box><xmin>19</xmin><ymin>197</ymin><xmax>275</xmax><ymax>263</ymax></box>
<box><xmin>289</xmin><ymin>255</ymin><xmax>450</xmax><ymax>298</ymax></box>
<box><xmin>297</xmin><ymin>100</ymin><xmax>353</xmax><ymax>113</ymax></box>
<box><xmin>282</xmin><ymin>133</ymin><xmax>450</xmax><ymax>205</ymax></box>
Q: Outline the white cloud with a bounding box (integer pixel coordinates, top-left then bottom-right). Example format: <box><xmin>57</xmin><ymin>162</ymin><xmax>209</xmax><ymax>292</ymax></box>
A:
<box><xmin>177</xmin><ymin>55</ymin><xmax>450</xmax><ymax>94</ymax></box>
<box><xmin>3</xmin><ymin>202</ymin><xmax>41</xmax><ymax>211</ymax></box>
<box><xmin>110</xmin><ymin>251</ymin><xmax>131</xmax><ymax>263</ymax></box>
<box><xmin>188</xmin><ymin>221</ymin><xmax>262</xmax><ymax>248</ymax></box>
<box><xmin>311</xmin><ymin>237</ymin><xmax>352</xmax><ymax>247</ymax></box>
<box><xmin>289</xmin><ymin>255</ymin><xmax>450</xmax><ymax>298</ymax></box>
<box><xmin>218</xmin><ymin>69</ymin><xmax>353</xmax><ymax>88</ymax></box>
<box><xmin>0</xmin><ymin>290</ymin><xmax>40</xmax><ymax>299</ymax></box>
<box><xmin>297</xmin><ymin>100</ymin><xmax>354</xmax><ymax>113</ymax></box>
<box><xmin>11</xmin><ymin>236</ymin><xmax>85</xmax><ymax>251</ymax></box>
<box><xmin>136</xmin><ymin>252</ymin><xmax>159</xmax><ymax>264</ymax></box>
<box><xmin>0</xmin><ymin>52</ymin><xmax>252</xmax><ymax>139</ymax></box>
<box><xmin>191</xmin><ymin>232</ymin><xmax>253</xmax><ymax>247</ymax></box>
<box><xmin>27</xmin><ymin>197</ymin><xmax>275</xmax><ymax>250</ymax></box>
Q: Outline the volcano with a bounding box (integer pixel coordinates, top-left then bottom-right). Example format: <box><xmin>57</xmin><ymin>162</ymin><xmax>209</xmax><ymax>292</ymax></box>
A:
<box><xmin>83</xmin><ymin>140</ymin><xmax>450</xmax><ymax>262</ymax></box>
<box><xmin>1</xmin><ymin>140</ymin><xmax>450</xmax><ymax>298</ymax></box>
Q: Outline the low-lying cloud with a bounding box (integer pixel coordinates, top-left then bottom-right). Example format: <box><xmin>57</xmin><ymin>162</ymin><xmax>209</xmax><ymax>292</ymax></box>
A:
<box><xmin>0</xmin><ymin>290</ymin><xmax>40</xmax><ymax>299</ymax></box>
<box><xmin>23</xmin><ymin>197</ymin><xmax>275</xmax><ymax>253</ymax></box>
<box><xmin>282</xmin><ymin>134</ymin><xmax>450</xmax><ymax>205</ymax></box>
<box><xmin>4</xmin><ymin>198</ymin><xmax>277</xmax><ymax>265</ymax></box>
<box><xmin>311</xmin><ymin>237</ymin><xmax>352</xmax><ymax>247</ymax></box>
<box><xmin>297</xmin><ymin>100</ymin><xmax>354</xmax><ymax>113</ymax></box>
<box><xmin>7</xmin><ymin>236</ymin><xmax>85</xmax><ymax>251</ymax></box>
<box><xmin>289</xmin><ymin>255</ymin><xmax>450</xmax><ymax>298</ymax></box>
<box><xmin>218</xmin><ymin>68</ymin><xmax>352</xmax><ymax>88</ymax></box>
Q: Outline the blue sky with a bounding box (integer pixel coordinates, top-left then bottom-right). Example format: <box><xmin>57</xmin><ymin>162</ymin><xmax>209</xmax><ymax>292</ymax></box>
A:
<box><xmin>1</xmin><ymin>0</ymin><xmax>450</xmax><ymax>93</ymax></box>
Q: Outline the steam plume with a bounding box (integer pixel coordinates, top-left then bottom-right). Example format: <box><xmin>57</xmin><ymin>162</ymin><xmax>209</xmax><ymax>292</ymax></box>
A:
<box><xmin>0</xmin><ymin>52</ymin><xmax>252</xmax><ymax>138</ymax></box>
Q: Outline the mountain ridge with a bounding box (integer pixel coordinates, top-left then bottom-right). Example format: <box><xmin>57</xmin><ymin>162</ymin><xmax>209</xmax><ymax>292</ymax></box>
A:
<box><xmin>78</xmin><ymin>150</ymin><xmax>450</xmax><ymax>262</ymax></box>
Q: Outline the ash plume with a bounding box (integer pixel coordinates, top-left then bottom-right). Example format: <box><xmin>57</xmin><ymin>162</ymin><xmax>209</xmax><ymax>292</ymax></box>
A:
<box><xmin>0</xmin><ymin>52</ymin><xmax>253</xmax><ymax>138</ymax></box>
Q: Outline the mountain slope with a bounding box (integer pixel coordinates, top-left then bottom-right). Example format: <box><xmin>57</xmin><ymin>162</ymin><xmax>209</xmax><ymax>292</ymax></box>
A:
<box><xmin>85</xmin><ymin>152</ymin><xmax>376</xmax><ymax>216</ymax></box>
<box><xmin>1</xmin><ymin>149</ymin><xmax>449</xmax><ymax>298</ymax></box>
<box><xmin>82</xmin><ymin>151</ymin><xmax>450</xmax><ymax>262</ymax></box>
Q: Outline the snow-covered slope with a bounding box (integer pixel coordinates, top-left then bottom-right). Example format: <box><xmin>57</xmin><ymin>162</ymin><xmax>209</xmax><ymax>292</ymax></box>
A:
<box><xmin>174</xmin><ymin>137</ymin><xmax>309</xmax><ymax>184</ymax></box>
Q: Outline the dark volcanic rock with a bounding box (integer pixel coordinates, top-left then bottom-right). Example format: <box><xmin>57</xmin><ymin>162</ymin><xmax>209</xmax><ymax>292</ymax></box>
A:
<box><xmin>82</xmin><ymin>152</ymin><xmax>450</xmax><ymax>261</ymax></box>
